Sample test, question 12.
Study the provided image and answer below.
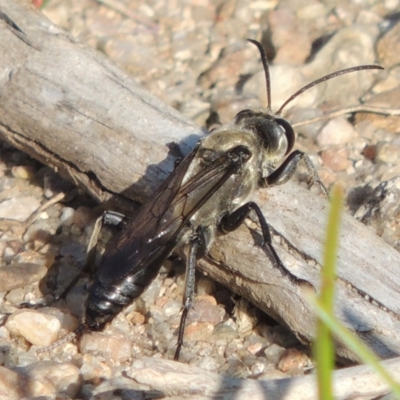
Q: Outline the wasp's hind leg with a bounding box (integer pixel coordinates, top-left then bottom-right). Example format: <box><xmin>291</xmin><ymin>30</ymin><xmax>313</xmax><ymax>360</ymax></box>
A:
<box><xmin>174</xmin><ymin>226</ymin><xmax>207</xmax><ymax>361</ymax></box>
<box><xmin>85</xmin><ymin>211</ymin><xmax>128</xmax><ymax>273</ymax></box>
<box><xmin>219</xmin><ymin>202</ymin><xmax>302</xmax><ymax>284</ymax></box>
<box><xmin>21</xmin><ymin>210</ymin><xmax>128</xmax><ymax>310</ymax></box>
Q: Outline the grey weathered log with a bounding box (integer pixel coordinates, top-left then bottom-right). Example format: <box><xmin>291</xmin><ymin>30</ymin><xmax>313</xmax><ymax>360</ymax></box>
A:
<box><xmin>0</xmin><ymin>0</ymin><xmax>203</xmax><ymax>207</ymax></box>
<box><xmin>1</xmin><ymin>0</ymin><xmax>400</xmax><ymax>364</ymax></box>
<box><xmin>122</xmin><ymin>356</ymin><xmax>400</xmax><ymax>400</ymax></box>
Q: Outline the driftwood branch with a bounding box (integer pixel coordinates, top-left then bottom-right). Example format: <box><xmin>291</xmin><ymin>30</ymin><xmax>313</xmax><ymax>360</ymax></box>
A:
<box><xmin>1</xmin><ymin>0</ymin><xmax>400</xmax><ymax>367</ymax></box>
<box><xmin>0</xmin><ymin>0</ymin><xmax>202</xmax><ymax>207</ymax></box>
<box><xmin>118</xmin><ymin>356</ymin><xmax>400</xmax><ymax>400</ymax></box>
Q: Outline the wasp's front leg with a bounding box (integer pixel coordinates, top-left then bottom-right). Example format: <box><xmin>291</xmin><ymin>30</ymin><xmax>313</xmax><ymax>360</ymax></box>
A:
<box><xmin>262</xmin><ymin>150</ymin><xmax>328</xmax><ymax>196</ymax></box>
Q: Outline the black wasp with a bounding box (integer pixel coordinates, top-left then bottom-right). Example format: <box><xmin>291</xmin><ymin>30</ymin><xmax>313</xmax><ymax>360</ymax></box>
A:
<box><xmin>29</xmin><ymin>40</ymin><xmax>382</xmax><ymax>360</ymax></box>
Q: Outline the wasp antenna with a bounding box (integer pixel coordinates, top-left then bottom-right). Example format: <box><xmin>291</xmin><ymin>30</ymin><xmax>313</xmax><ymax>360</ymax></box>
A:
<box><xmin>276</xmin><ymin>64</ymin><xmax>384</xmax><ymax>116</ymax></box>
<box><xmin>247</xmin><ymin>39</ymin><xmax>272</xmax><ymax>112</ymax></box>
<box><xmin>36</xmin><ymin>323</ymin><xmax>86</xmax><ymax>354</ymax></box>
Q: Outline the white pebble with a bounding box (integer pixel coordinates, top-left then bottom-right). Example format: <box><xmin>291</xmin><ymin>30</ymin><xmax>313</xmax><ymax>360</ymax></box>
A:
<box><xmin>79</xmin><ymin>329</ymin><xmax>132</xmax><ymax>363</ymax></box>
<box><xmin>317</xmin><ymin>117</ymin><xmax>356</xmax><ymax>148</ymax></box>
<box><xmin>19</xmin><ymin>361</ymin><xmax>81</xmax><ymax>398</ymax></box>
<box><xmin>0</xmin><ymin>196</ymin><xmax>40</xmax><ymax>221</ymax></box>
<box><xmin>5</xmin><ymin>310</ymin><xmax>61</xmax><ymax>346</ymax></box>
<box><xmin>60</xmin><ymin>207</ymin><xmax>75</xmax><ymax>226</ymax></box>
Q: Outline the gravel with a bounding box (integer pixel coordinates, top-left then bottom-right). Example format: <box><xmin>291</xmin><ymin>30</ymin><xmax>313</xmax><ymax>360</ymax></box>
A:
<box><xmin>0</xmin><ymin>0</ymin><xmax>400</xmax><ymax>398</ymax></box>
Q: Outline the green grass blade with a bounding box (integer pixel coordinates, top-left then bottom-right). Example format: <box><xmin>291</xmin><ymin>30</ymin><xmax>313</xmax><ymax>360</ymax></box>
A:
<box><xmin>314</xmin><ymin>185</ymin><xmax>343</xmax><ymax>399</ymax></box>
<box><xmin>310</xmin><ymin>297</ymin><xmax>400</xmax><ymax>397</ymax></box>
<box><xmin>312</xmin><ymin>185</ymin><xmax>400</xmax><ymax>398</ymax></box>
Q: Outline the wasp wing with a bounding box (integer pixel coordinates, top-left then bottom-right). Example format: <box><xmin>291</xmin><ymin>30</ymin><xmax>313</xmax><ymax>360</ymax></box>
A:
<box><xmin>97</xmin><ymin>145</ymin><xmax>247</xmax><ymax>284</ymax></box>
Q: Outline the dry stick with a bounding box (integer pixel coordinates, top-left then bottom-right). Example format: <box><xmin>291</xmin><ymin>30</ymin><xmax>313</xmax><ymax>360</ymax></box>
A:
<box><xmin>23</xmin><ymin>192</ymin><xmax>66</xmax><ymax>230</ymax></box>
<box><xmin>126</xmin><ymin>356</ymin><xmax>400</xmax><ymax>400</ymax></box>
<box><xmin>0</xmin><ymin>192</ymin><xmax>66</xmax><ymax>236</ymax></box>
<box><xmin>94</xmin><ymin>0</ymin><xmax>158</xmax><ymax>31</ymax></box>
<box><xmin>293</xmin><ymin>105</ymin><xmax>400</xmax><ymax>128</ymax></box>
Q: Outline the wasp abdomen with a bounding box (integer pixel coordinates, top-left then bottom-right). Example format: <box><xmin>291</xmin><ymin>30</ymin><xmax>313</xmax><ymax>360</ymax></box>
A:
<box><xmin>85</xmin><ymin>261</ymin><xmax>163</xmax><ymax>330</ymax></box>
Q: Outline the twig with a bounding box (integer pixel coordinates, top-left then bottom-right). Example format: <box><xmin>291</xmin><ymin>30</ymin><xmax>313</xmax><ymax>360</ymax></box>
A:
<box><xmin>94</xmin><ymin>0</ymin><xmax>158</xmax><ymax>32</ymax></box>
<box><xmin>292</xmin><ymin>105</ymin><xmax>400</xmax><ymax>128</ymax></box>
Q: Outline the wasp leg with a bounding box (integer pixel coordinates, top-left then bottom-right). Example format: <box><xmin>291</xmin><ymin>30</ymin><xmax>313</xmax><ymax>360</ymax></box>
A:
<box><xmin>21</xmin><ymin>211</ymin><xmax>128</xmax><ymax>310</ymax></box>
<box><xmin>167</xmin><ymin>141</ymin><xmax>185</xmax><ymax>166</ymax></box>
<box><xmin>261</xmin><ymin>150</ymin><xmax>328</xmax><ymax>196</ymax></box>
<box><xmin>85</xmin><ymin>211</ymin><xmax>127</xmax><ymax>274</ymax></box>
<box><xmin>174</xmin><ymin>226</ymin><xmax>206</xmax><ymax>361</ymax></box>
<box><xmin>219</xmin><ymin>202</ymin><xmax>300</xmax><ymax>284</ymax></box>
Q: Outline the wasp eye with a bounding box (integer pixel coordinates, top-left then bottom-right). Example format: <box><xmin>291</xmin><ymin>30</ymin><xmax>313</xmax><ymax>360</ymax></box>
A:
<box><xmin>275</xmin><ymin>118</ymin><xmax>295</xmax><ymax>155</ymax></box>
<box><xmin>277</xmin><ymin>124</ymin><xmax>286</xmax><ymax>134</ymax></box>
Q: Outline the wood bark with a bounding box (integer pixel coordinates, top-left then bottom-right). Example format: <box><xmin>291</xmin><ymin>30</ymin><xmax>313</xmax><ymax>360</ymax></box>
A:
<box><xmin>1</xmin><ymin>0</ymin><xmax>400</xmax><ymax>366</ymax></box>
<box><xmin>0</xmin><ymin>0</ymin><xmax>203</xmax><ymax>207</ymax></box>
<box><xmin>123</xmin><ymin>356</ymin><xmax>400</xmax><ymax>400</ymax></box>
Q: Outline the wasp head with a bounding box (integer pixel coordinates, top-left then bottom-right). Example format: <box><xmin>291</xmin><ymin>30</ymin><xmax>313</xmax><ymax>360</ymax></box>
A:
<box><xmin>234</xmin><ymin>109</ymin><xmax>295</xmax><ymax>165</ymax></box>
<box><xmin>240</xmin><ymin>39</ymin><xmax>382</xmax><ymax>168</ymax></box>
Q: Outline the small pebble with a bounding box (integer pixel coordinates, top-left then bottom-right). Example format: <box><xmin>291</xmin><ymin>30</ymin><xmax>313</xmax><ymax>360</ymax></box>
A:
<box><xmin>60</xmin><ymin>206</ymin><xmax>75</xmax><ymax>226</ymax></box>
<box><xmin>80</xmin><ymin>356</ymin><xmax>112</xmax><ymax>383</ymax></box>
<box><xmin>320</xmin><ymin>148</ymin><xmax>351</xmax><ymax>171</ymax></box>
<box><xmin>0</xmin><ymin>196</ymin><xmax>40</xmax><ymax>221</ymax></box>
<box><xmin>22</xmin><ymin>217</ymin><xmax>59</xmax><ymax>243</ymax></box>
<box><xmin>79</xmin><ymin>329</ymin><xmax>132</xmax><ymax>363</ymax></box>
<box><xmin>18</xmin><ymin>361</ymin><xmax>81</xmax><ymax>398</ymax></box>
<box><xmin>247</xmin><ymin>341</ymin><xmax>262</xmax><ymax>355</ymax></box>
<box><xmin>362</xmin><ymin>144</ymin><xmax>377</xmax><ymax>161</ymax></box>
<box><xmin>277</xmin><ymin>348</ymin><xmax>312</xmax><ymax>372</ymax></box>
<box><xmin>184</xmin><ymin>321</ymin><xmax>214</xmax><ymax>342</ymax></box>
<box><xmin>73</xmin><ymin>206</ymin><xmax>94</xmax><ymax>230</ymax></box>
<box><xmin>264</xmin><ymin>343</ymin><xmax>286</xmax><ymax>365</ymax></box>
<box><xmin>0</xmin><ymin>366</ymin><xmax>20</xmax><ymax>400</ymax></box>
<box><xmin>126</xmin><ymin>310</ymin><xmax>146</xmax><ymax>325</ymax></box>
<box><xmin>375</xmin><ymin>141</ymin><xmax>400</xmax><ymax>164</ymax></box>
<box><xmin>317</xmin><ymin>117</ymin><xmax>356</xmax><ymax>148</ymax></box>
<box><xmin>377</xmin><ymin>20</ymin><xmax>400</xmax><ymax>68</ymax></box>
<box><xmin>0</xmin><ymin>263</ymin><xmax>47</xmax><ymax>292</ymax></box>
<box><xmin>187</xmin><ymin>295</ymin><xmax>221</xmax><ymax>325</ymax></box>
<box><xmin>40</xmin><ymin>307</ymin><xmax>79</xmax><ymax>337</ymax></box>
<box><xmin>197</xmin><ymin>276</ymin><xmax>217</xmax><ymax>295</ymax></box>
<box><xmin>14</xmin><ymin>250</ymin><xmax>55</xmax><ymax>268</ymax></box>
<box><xmin>212</xmin><ymin>321</ymin><xmax>239</xmax><ymax>341</ymax></box>
<box><xmin>11</xmin><ymin>165</ymin><xmax>35</xmax><ymax>180</ymax></box>
<box><xmin>5</xmin><ymin>310</ymin><xmax>61</xmax><ymax>346</ymax></box>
